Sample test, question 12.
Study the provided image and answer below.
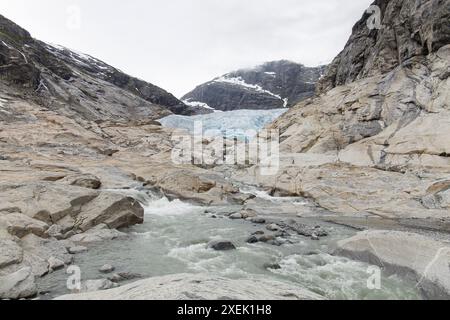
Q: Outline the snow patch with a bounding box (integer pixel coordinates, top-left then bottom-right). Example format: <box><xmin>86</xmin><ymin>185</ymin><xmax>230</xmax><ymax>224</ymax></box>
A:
<box><xmin>214</xmin><ymin>75</ymin><xmax>287</xmax><ymax>104</ymax></box>
<box><xmin>183</xmin><ymin>99</ymin><xmax>215</xmax><ymax>110</ymax></box>
<box><xmin>45</xmin><ymin>43</ymin><xmax>111</xmax><ymax>73</ymax></box>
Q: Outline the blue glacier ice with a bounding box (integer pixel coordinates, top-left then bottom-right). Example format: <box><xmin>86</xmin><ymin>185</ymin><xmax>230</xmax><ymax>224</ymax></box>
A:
<box><xmin>159</xmin><ymin>109</ymin><xmax>287</xmax><ymax>140</ymax></box>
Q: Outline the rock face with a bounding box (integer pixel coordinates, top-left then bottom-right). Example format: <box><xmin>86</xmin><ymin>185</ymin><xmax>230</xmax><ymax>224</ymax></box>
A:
<box><xmin>182</xmin><ymin>60</ymin><xmax>326</xmax><ymax>112</ymax></box>
<box><xmin>0</xmin><ymin>14</ymin><xmax>196</xmax><ymax>118</ymax></box>
<box><xmin>335</xmin><ymin>230</ymin><xmax>450</xmax><ymax>299</ymax></box>
<box><xmin>55</xmin><ymin>273</ymin><xmax>324</xmax><ymax>300</ymax></box>
<box><xmin>235</xmin><ymin>0</ymin><xmax>450</xmax><ymax>222</ymax></box>
<box><xmin>317</xmin><ymin>0</ymin><xmax>450</xmax><ymax>93</ymax></box>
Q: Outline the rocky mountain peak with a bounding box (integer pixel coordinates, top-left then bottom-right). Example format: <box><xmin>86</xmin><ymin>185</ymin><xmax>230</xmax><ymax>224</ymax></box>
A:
<box><xmin>182</xmin><ymin>60</ymin><xmax>326</xmax><ymax>112</ymax></box>
<box><xmin>0</xmin><ymin>14</ymin><xmax>32</xmax><ymax>45</ymax></box>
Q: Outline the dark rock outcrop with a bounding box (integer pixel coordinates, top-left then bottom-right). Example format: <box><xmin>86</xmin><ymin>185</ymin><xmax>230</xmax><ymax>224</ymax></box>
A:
<box><xmin>182</xmin><ymin>60</ymin><xmax>326</xmax><ymax>112</ymax></box>
<box><xmin>317</xmin><ymin>0</ymin><xmax>450</xmax><ymax>93</ymax></box>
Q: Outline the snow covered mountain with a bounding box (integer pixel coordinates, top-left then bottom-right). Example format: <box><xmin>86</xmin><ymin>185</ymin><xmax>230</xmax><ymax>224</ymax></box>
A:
<box><xmin>182</xmin><ymin>60</ymin><xmax>327</xmax><ymax>112</ymax></box>
<box><xmin>0</xmin><ymin>14</ymin><xmax>196</xmax><ymax>120</ymax></box>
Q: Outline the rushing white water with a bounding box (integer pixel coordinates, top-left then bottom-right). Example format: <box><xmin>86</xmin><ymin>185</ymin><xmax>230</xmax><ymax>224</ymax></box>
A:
<box><xmin>38</xmin><ymin>189</ymin><xmax>422</xmax><ymax>300</ymax></box>
<box><xmin>159</xmin><ymin>109</ymin><xmax>286</xmax><ymax>139</ymax></box>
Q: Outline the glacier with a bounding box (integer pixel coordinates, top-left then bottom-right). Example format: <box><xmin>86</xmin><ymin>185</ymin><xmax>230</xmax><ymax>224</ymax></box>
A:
<box><xmin>159</xmin><ymin>109</ymin><xmax>287</xmax><ymax>139</ymax></box>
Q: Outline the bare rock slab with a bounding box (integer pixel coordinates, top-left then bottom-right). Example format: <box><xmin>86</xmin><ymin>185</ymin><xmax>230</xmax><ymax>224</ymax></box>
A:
<box><xmin>55</xmin><ymin>274</ymin><xmax>324</xmax><ymax>300</ymax></box>
<box><xmin>335</xmin><ymin>230</ymin><xmax>450</xmax><ymax>299</ymax></box>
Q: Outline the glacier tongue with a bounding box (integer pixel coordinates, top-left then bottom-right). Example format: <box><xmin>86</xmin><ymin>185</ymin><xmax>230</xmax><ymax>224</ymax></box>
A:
<box><xmin>159</xmin><ymin>109</ymin><xmax>286</xmax><ymax>139</ymax></box>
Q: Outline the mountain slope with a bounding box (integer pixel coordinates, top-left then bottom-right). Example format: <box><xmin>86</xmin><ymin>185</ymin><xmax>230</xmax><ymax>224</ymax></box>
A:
<box><xmin>237</xmin><ymin>0</ymin><xmax>450</xmax><ymax>225</ymax></box>
<box><xmin>0</xmin><ymin>14</ymin><xmax>195</xmax><ymax>120</ymax></box>
<box><xmin>182</xmin><ymin>60</ymin><xmax>326</xmax><ymax>112</ymax></box>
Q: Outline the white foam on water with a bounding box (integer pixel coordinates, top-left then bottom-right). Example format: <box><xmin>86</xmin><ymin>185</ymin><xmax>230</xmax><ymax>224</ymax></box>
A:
<box><xmin>270</xmin><ymin>253</ymin><xmax>421</xmax><ymax>300</ymax></box>
<box><xmin>240</xmin><ymin>186</ymin><xmax>308</xmax><ymax>205</ymax></box>
<box><xmin>143</xmin><ymin>197</ymin><xmax>199</xmax><ymax>216</ymax></box>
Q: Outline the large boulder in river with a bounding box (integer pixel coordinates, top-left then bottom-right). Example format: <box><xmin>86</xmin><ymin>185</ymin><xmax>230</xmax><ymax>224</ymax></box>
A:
<box><xmin>206</xmin><ymin>240</ymin><xmax>236</xmax><ymax>251</ymax></box>
<box><xmin>55</xmin><ymin>273</ymin><xmax>324</xmax><ymax>300</ymax></box>
<box><xmin>335</xmin><ymin>230</ymin><xmax>450</xmax><ymax>299</ymax></box>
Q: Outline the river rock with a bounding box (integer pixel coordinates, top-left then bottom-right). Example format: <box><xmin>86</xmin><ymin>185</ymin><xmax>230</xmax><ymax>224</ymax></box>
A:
<box><xmin>55</xmin><ymin>273</ymin><xmax>324</xmax><ymax>300</ymax></box>
<box><xmin>266</xmin><ymin>224</ymin><xmax>282</xmax><ymax>232</ymax></box>
<box><xmin>246</xmin><ymin>236</ymin><xmax>259</xmax><ymax>244</ymax></box>
<box><xmin>257</xmin><ymin>235</ymin><xmax>275</xmax><ymax>243</ymax></box>
<box><xmin>48</xmin><ymin>257</ymin><xmax>65</xmax><ymax>271</ymax></box>
<box><xmin>68</xmin><ymin>246</ymin><xmax>88</xmax><ymax>254</ymax></box>
<box><xmin>250</xmin><ymin>217</ymin><xmax>266</xmax><ymax>224</ymax></box>
<box><xmin>229</xmin><ymin>213</ymin><xmax>243</xmax><ymax>220</ymax></box>
<box><xmin>240</xmin><ymin>209</ymin><xmax>257</xmax><ymax>219</ymax></box>
<box><xmin>69</xmin><ymin>226</ymin><xmax>127</xmax><ymax>244</ymax></box>
<box><xmin>0</xmin><ymin>267</ymin><xmax>37</xmax><ymax>299</ymax></box>
<box><xmin>335</xmin><ymin>230</ymin><xmax>450</xmax><ymax>299</ymax></box>
<box><xmin>206</xmin><ymin>240</ymin><xmax>236</xmax><ymax>251</ymax></box>
<box><xmin>311</xmin><ymin>234</ymin><xmax>320</xmax><ymax>241</ymax></box>
<box><xmin>99</xmin><ymin>264</ymin><xmax>115</xmax><ymax>274</ymax></box>
<box><xmin>108</xmin><ymin>272</ymin><xmax>142</xmax><ymax>283</ymax></box>
<box><xmin>82</xmin><ymin>279</ymin><xmax>118</xmax><ymax>292</ymax></box>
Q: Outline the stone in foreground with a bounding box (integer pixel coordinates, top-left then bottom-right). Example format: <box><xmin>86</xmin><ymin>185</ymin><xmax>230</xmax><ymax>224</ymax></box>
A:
<box><xmin>55</xmin><ymin>274</ymin><xmax>324</xmax><ymax>300</ymax></box>
<box><xmin>0</xmin><ymin>267</ymin><xmax>37</xmax><ymax>299</ymax></box>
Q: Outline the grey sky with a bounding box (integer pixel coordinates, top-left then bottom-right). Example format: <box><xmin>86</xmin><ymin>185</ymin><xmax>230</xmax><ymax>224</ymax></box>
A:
<box><xmin>1</xmin><ymin>0</ymin><xmax>373</xmax><ymax>97</ymax></box>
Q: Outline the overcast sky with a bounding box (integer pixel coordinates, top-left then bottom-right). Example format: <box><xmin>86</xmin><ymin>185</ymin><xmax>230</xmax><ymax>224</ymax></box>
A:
<box><xmin>1</xmin><ymin>0</ymin><xmax>373</xmax><ymax>97</ymax></box>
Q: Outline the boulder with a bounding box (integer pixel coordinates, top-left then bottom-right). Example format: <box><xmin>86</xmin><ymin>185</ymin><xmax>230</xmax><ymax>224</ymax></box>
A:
<box><xmin>206</xmin><ymin>240</ymin><xmax>236</xmax><ymax>251</ymax></box>
<box><xmin>240</xmin><ymin>209</ymin><xmax>257</xmax><ymax>219</ymax></box>
<box><xmin>108</xmin><ymin>272</ymin><xmax>142</xmax><ymax>283</ymax></box>
<box><xmin>249</xmin><ymin>217</ymin><xmax>266</xmax><ymax>224</ymax></box>
<box><xmin>257</xmin><ymin>235</ymin><xmax>276</xmax><ymax>243</ymax></box>
<box><xmin>246</xmin><ymin>236</ymin><xmax>259</xmax><ymax>244</ymax></box>
<box><xmin>228</xmin><ymin>213</ymin><xmax>242</xmax><ymax>220</ymax></box>
<box><xmin>68</xmin><ymin>246</ymin><xmax>88</xmax><ymax>254</ymax></box>
<box><xmin>69</xmin><ymin>226</ymin><xmax>127</xmax><ymax>244</ymax></box>
<box><xmin>99</xmin><ymin>264</ymin><xmax>115</xmax><ymax>274</ymax></box>
<box><xmin>266</xmin><ymin>224</ymin><xmax>282</xmax><ymax>232</ymax></box>
<box><xmin>74</xmin><ymin>193</ymin><xmax>144</xmax><ymax>232</ymax></box>
<box><xmin>48</xmin><ymin>257</ymin><xmax>65</xmax><ymax>271</ymax></box>
<box><xmin>81</xmin><ymin>279</ymin><xmax>118</xmax><ymax>292</ymax></box>
<box><xmin>55</xmin><ymin>274</ymin><xmax>324</xmax><ymax>300</ymax></box>
<box><xmin>0</xmin><ymin>267</ymin><xmax>37</xmax><ymax>299</ymax></box>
